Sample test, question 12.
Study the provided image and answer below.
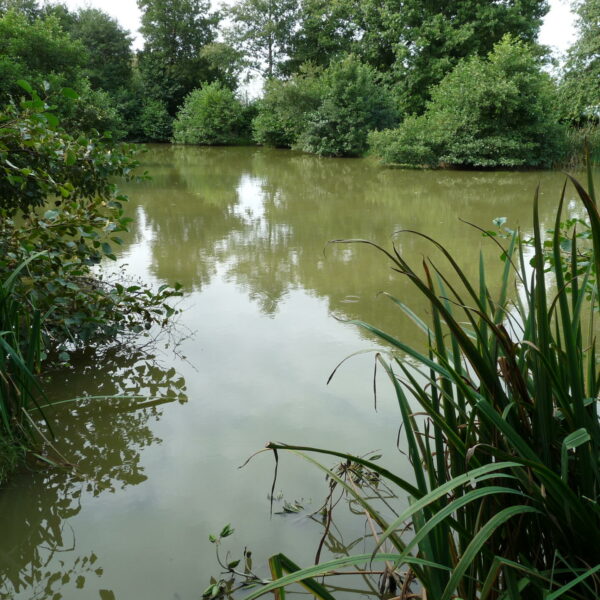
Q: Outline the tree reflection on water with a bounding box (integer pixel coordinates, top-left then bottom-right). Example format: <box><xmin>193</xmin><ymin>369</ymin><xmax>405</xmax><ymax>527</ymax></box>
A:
<box><xmin>0</xmin><ymin>346</ymin><xmax>187</xmax><ymax>599</ymax></box>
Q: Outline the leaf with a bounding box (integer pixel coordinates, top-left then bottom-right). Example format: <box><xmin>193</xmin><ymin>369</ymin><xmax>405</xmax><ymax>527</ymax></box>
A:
<box><xmin>61</xmin><ymin>87</ymin><xmax>79</xmax><ymax>100</ymax></box>
<box><xmin>16</xmin><ymin>79</ymin><xmax>33</xmax><ymax>94</ymax></box>
<box><xmin>243</xmin><ymin>553</ymin><xmax>450</xmax><ymax>600</ymax></box>
<box><xmin>561</xmin><ymin>428</ymin><xmax>591</xmax><ymax>481</ymax></box>
<box><xmin>44</xmin><ymin>112</ymin><xmax>59</xmax><ymax>128</ymax></box>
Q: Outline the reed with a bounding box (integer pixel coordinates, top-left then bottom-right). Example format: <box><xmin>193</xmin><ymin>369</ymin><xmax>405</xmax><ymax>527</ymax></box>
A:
<box><xmin>0</xmin><ymin>253</ymin><xmax>49</xmax><ymax>483</ymax></box>
<box><xmin>245</xmin><ymin>167</ymin><xmax>600</xmax><ymax>599</ymax></box>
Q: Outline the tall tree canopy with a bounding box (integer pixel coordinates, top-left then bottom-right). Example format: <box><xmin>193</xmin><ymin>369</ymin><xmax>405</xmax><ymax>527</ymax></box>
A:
<box><xmin>137</xmin><ymin>0</ymin><xmax>220</xmax><ymax>114</ymax></box>
<box><xmin>0</xmin><ymin>9</ymin><xmax>85</xmax><ymax>101</ymax></box>
<box><xmin>280</xmin><ymin>0</ymin><xmax>358</xmax><ymax>76</ymax></box>
<box><xmin>226</xmin><ymin>0</ymin><xmax>299</xmax><ymax>78</ymax></box>
<box><xmin>284</xmin><ymin>0</ymin><xmax>549</xmax><ymax>114</ymax></box>
<box><xmin>561</xmin><ymin>0</ymin><xmax>600</xmax><ymax>123</ymax></box>
<box><xmin>67</xmin><ymin>8</ymin><xmax>133</xmax><ymax>95</ymax></box>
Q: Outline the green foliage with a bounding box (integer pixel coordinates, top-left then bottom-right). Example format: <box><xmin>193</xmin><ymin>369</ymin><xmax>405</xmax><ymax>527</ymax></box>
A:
<box><xmin>0</xmin><ymin>255</ymin><xmax>47</xmax><ymax>485</ymax></box>
<box><xmin>560</xmin><ymin>0</ymin><xmax>600</xmax><ymax>124</ymax></box>
<box><xmin>280</xmin><ymin>0</ymin><xmax>358</xmax><ymax>76</ymax></box>
<box><xmin>140</xmin><ymin>97</ymin><xmax>173</xmax><ymax>142</ymax></box>
<box><xmin>298</xmin><ymin>55</ymin><xmax>397</xmax><ymax>157</ymax></box>
<box><xmin>199</xmin><ymin>42</ymin><xmax>245</xmax><ymax>91</ymax></box>
<box><xmin>137</xmin><ymin>0</ymin><xmax>220</xmax><ymax>116</ymax></box>
<box><xmin>252</xmin><ymin>67</ymin><xmax>321</xmax><ymax>148</ymax></box>
<box><xmin>64</xmin><ymin>7</ymin><xmax>133</xmax><ymax>96</ymax></box>
<box><xmin>0</xmin><ymin>0</ymin><xmax>40</xmax><ymax>21</ymax></box>
<box><xmin>172</xmin><ymin>82</ymin><xmax>247</xmax><ymax>146</ymax></box>
<box><xmin>0</xmin><ymin>9</ymin><xmax>86</xmax><ymax>103</ymax></box>
<box><xmin>356</xmin><ymin>0</ymin><xmax>549</xmax><ymax>115</ymax></box>
<box><xmin>246</xmin><ymin>174</ymin><xmax>600</xmax><ymax>600</ymax></box>
<box><xmin>225</xmin><ymin>0</ymin><xmax>299</xmax><ymax>78</ymax></box>
<box><xmin>563</xmin><ymin>125</ymin><xmax>600</xmax><ymax>168</ymax></box>
<box><xmin>371</xmin><ymin>37</ymin><xmax>564</xmax><ymax>168</ymax></box>
<box><xmin>60</xmin><ymin>79</ymin><xmax>126</xmax><ymax>140</ymax></box>
<box><xmin>0</xmin><ymin>88</ymin><xmax>181</xmax><ymax>350</ymax></box>
<box><xmin>368</xmin><ymin>116</ymin><xmax>438</xmax><ymax>167</ymax></box>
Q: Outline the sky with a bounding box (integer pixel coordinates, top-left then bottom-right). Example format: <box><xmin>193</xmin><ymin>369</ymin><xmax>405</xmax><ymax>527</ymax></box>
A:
<box><xmin>55</xmin><ymin>0</ymin><xmax>578</xmax><ymax>55</ymax></box>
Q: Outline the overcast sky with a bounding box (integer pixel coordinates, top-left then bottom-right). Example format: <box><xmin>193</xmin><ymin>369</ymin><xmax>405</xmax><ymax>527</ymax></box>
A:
<box><xmin>55</xmin><ymin>0</ymin><xmax>578</xmax><ymax>55</ymax></box>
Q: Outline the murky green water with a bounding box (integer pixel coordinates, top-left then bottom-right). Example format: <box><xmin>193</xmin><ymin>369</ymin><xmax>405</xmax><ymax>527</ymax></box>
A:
<box><xmin>0</xmin><ymin>146</ymin><xmax>588</xmax><ymax>599</ymax></box>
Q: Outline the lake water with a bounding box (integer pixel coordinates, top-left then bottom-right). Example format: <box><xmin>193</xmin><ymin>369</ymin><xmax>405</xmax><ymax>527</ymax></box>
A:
<box><xmin>0</xmin><ymin>146</ymin><xmax>588</xmax><ymax>600</ymax></box>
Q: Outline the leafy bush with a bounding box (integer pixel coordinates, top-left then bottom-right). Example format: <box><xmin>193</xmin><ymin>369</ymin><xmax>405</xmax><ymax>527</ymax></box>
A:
<box><xmin>252</xmin><ymin>68</ymin><xmax>322</xmax><ymax>148</ymax></box>
<box><xmin>298</xmin><ymin>55</ymin><xmax>397</xmax><ymax>157</ymax></box>
<box><xmin>172</xmin><ymin>82</ymin><xmax>246</xmax><ymax>146</ymax></box>
<box><xmin>0</xmin><ymin>9</ymin><xmax>86</xmax><ymax>103</ymax></box>
<box><xmin>371</xmin><ymin>37</ymin><xmax>565</xmax><ymax>168</ymax></box>
<box><xmin>0</xmin><ymin>86</ymin><xmax>181</xmax><ymax>351</ymax></box>
<box><xmin>60</xmin><ymin>79</ymin><xmax>126</xmax><ymax>139</ymax></box>
<box><xmin>140</xmin><ymin>97</ymin><xmax>173</xmax><ymax>142</ymax></box>
<box><xmin>368</xmin><ymin>115</ymin><xmax>439</xmax><ymax>167</ymax></box>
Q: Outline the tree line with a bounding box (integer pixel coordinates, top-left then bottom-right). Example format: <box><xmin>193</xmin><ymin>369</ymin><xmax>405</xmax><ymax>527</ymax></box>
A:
<box><xmin>0</xmin><ymin>0</ymin><xmax>598</xmax><ymax>167</ymax></box>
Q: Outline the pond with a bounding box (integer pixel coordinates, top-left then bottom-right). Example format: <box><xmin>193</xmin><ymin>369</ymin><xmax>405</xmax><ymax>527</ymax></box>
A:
<box><xmin>0</xmin><ymin>146</ymin><xmax>587</xmax><ymax>600</ymax></box>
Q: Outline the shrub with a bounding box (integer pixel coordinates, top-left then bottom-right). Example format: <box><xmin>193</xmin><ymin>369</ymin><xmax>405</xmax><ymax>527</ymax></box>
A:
<box><xmin>372</xmin><ymin>37</ymin><xmax>565</xmax><ymax>168</ymax></box>
<box><xmin>252</xmin><ymin>68</ymin><xmax>321</xmax><ymax>148</ymax></box>
<box><xmin>60</xmin><ymin>79</ymin><xmax>126</xmax><ymax>139</ymax></box>
<box><xmin>298</xmin><ymin>55</ymin><xmax>397</xmax><ymax>157</ymax></box>
<box><xmin>368</xmin><ymin>115</ymin><xmax>439</xmax><ymax>167</ymax></box>
<box><xmin>172</xmin><ymin>82</ymin><xmax>245</xmax><ymax>146</ymax></box>
<box><xmin>140</xmin><ymin>97</ymin><xmax>173</xmax><ymax>142</ymax></box>
<box><xmin>0</xmin><ymin>86</ymin><xmax>181</xmax><ymax>351</ymax></box>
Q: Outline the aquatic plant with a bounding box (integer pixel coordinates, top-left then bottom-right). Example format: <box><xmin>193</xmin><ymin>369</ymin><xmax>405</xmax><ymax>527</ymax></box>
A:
<box><xmin>0</xmin><ymin>254</ymin><xmax>49</xmax><ymax>483</ymax></box>
<box><xmin>240</xmin><ymin>166</ymin><xmax>600</xmax><ymax>599</ymax></box>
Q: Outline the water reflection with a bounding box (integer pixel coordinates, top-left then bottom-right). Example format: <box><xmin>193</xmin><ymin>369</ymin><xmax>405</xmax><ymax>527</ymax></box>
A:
<box><xmin>0</xmin><ymin>347</ymin><xmax>188</xmax><ymax>599</ymax></box>
<box><xmin>125</xmin><ymin>145</ymin><xmax>582</xmax><ymax>332</ymax></box>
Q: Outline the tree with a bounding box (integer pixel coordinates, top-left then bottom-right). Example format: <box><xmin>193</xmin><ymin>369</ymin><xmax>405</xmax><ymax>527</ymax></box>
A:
<box><xmin>369</xmin><ymin>37</ymin><xmax>564</xmax><ymax>168</ymax></box>
<box><xmin>225</xmin><ymin>0</ymin><xmax>299</xmax><ymax>78</ymax></box>
<box><xmin>172</xmin><ymin>82</ymin><xmax>247</xmax><ymax>145</ymax></box>
<box><xmin>298</xmin><ymin>55</ymin><xmax>397</xmax><ymax>157</ymax></box>
<box><xmin>137</xmin><ymin>0</ymin><xmax>219</xmax><ymax>115</ymax></box>
<box><xmin>0</xmin><ymin>0</ymin><xmax>40</xmax><ymax>21</ymax></box>
<box><xmin>560</xmin><ymin>0</ymin><xmax>600</xmax><ymax>123</ymax></box>
<box><xmin>199</xmin><ymin>42</ymin><xmax>245</xmax><ymax>90</ymax></box>
<box><xmin>280</xmin><ymin>0</ymin><xmax>358</xmax><ymax>76</ymax></box>
<box><xmin>356</xmin><ymin>0</ymin><xmax>549</xmax><ymax>114</ymax></box>
<box><xmin>0</xmin><ymin>9</ymin><xmax>86</xmax><ymax>102</ymax></box>
<box><xmin>66</xmin><ymin>8</ymin><xmax>133</xmax><ymax>96</ymax></box>
<box><xmin>252</xmin><ymin>65</ymin><xmax>322</xmax><ymax>147</ymax></box>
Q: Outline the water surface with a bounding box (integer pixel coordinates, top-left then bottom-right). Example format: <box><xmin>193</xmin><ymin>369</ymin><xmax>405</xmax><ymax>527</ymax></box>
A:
<box><xmin>0</xmin><ymin>146</ymin><xmax>586</xmax><ymax>600</ymax></box>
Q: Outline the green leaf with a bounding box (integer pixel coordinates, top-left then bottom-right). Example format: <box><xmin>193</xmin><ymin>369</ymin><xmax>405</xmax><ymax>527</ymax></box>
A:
<box><xmin>244</xmin><ymin>553</ymin><xmax>449</xmax><ymax>600</ymax></box>
<box><xmin>561</xmin><ymin>428</ymin><xmax>591</xmax><ymax>481</ymax></box>
<box><xmin>16</xmin><ymin>79</ymin><xmax>33</xmax><ymax>94</ymax></box>
<box><xmin>61</xmin><ymin>87</ymin><xmax>79</xmax><ymax>100</ymax></box>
